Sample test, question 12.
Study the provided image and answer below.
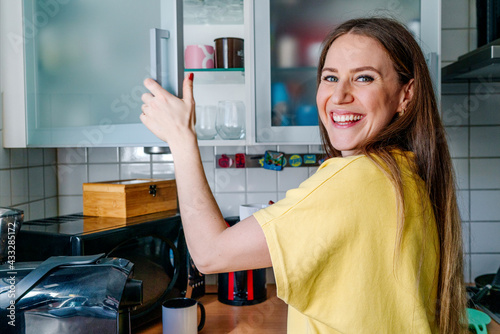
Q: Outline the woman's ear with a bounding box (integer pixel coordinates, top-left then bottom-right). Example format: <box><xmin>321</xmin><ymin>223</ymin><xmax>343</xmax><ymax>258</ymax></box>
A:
<box><xmin>399</xmin><ymin>78</ymin><xmax>414</xmax><ymax>111</ymax></box>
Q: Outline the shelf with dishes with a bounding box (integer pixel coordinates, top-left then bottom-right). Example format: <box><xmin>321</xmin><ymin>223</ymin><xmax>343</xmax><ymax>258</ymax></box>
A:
<box><xmin>184</xmin><ymin>68</ymin><xmax>244</xmax><ymax>84</ymax></box>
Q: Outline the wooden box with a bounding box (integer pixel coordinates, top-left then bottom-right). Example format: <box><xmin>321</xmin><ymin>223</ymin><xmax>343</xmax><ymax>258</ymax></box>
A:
<box><xmin>83</xmin><ymin>179</ymin><xmax>177</xmax><ymax>218</ymax></box>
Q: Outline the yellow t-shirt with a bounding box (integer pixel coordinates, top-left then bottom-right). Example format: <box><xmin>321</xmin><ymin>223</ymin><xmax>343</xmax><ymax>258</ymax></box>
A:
<box><xmin>254</xmin><ymin>153</ymin><xmax>439</xmax><ymax>333</ymax></box>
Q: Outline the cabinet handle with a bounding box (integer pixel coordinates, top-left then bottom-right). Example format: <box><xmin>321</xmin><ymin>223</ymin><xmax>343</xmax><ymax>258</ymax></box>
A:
<box><xmin>150</xmin><ymin>28</ymin><xmax>171</xmax><ymax>89</ymax></box>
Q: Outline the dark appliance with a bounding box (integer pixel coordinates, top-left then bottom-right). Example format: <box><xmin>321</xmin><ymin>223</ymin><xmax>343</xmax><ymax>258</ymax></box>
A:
<box><xmin>467</xmin><ymin>266</ymin><xmax>500</xmax><ymax>324</ymax></box>
<box><xmin>15</xmin><ymin>211</ymin><xmax>204</xmax><ymax>329</ymax></box>
<box><xmin>477</xmin><ymin>0</ymin><xmax>500</xmax><ymax>47</ymax></box>
<box><xmin>217</xmin><ymin>216</ymin><xmax>267</xmax><ymax>306</ymax></box>
<box><xmin>0</xmin><ymin>254</ymin><xmax>142</xmax><ymax>334</ymax></box>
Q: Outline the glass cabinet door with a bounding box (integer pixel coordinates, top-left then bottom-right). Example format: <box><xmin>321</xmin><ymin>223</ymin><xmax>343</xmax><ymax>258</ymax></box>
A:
<box><xmin>253</xmin><ymin>0</ymin><xmax>439</xmax><ymax>144</ymax></box>
<box><xmin>22</xmin><ymin>0</ymin><xmax>183</xmax><ymax>147</ymax></box>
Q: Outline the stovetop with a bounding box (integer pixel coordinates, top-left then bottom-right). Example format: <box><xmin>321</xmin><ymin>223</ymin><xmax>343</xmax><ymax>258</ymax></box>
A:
<box><xmin>21</xmin><ymin>210</ymin><xmax>179</xmax><ymax>236</ymax></box>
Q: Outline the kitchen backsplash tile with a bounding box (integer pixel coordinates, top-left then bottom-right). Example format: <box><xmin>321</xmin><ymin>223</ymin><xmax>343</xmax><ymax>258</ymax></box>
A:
<box><xmin>11</xmin><ymin>168</ymin><xmax>29</xmax><ymax>204</ymax></box>
<box><xmin>278</xmin><ymin>167</ymin><xmax>309</xmax><ymax>192</ymax></box>
<box><xmin>457</xmin><ymin>190</ymin><xmax>470</xmax><ymax>221</ymax></box>
<box><xmin>44</xmin><ymin>166</ymin><xmax>58</xmax><ymax>198</ymax></box>
<box><xmin>452</xmin><ymin>158</ymin><xmax>469</xmax><ymax>190</ymax></box>
<box><xmin>247</xmin><ymin>192</ymin><xmax>278</xmax><ymax>205</ymax></box>
<box><xmin>470</xmin><ymin>126</ymin><xmax>500</xmax><ymax>157</ymax></box>
<box><xmin>470</xmin><ymin>158</ymin><xmax>500</xmax><ymax>189</ymax></box>
<box><xmin>58</xmin><ymin>147</ymin><xmax>87</xmax><ymax>164</ymax></box>
<box><xmin>442</xmin><ymin>0</ymin><xmax>469</xmax><ymax>29</ymax></box>
<box><xmin>120</xmin><ymin>147</ymin><xmax>151</xmax><ymax>162</ymax></box>
<box><xmin>28</xmin><ymin>167</ymin><xmax>45</xmax><ymax>201</ymax></box>
<box><xmin>471</xmin><ymin>223</ymin><xmax>500</xmax><ymax>253</ymax></box>
<box><xmin>57</xmin><ymin>164</ymin><xmax>88</xmax><ymax>196</ymax></box>
<box><xmin>470</xmin><ymin>93</ymin><xmax>500</xmax><ymax>125</ymax></box>
<box><xmin>152</xmin><ymin>163</ymin><xmax>175</xmax><ymax>179</ymax></box>
<box><xmin>214</xmin><ymin>192</ymin><xmax>246</xmax><ymax>217</ymax></box>
<box><xmin>28</xmin><ymin>148</ymin><xmax>44</xmax><ymax>166</ymax></box>
<box><xmin>445</xmin><ymin>127</ymin><xmax>469</xmax><ymax>158</ymax></box>
<box><xmin>471</xmin><ymin>254</ymin><xmax>500</xmax><ymax>281</ymax></box>
<box><xmin>441</xmin><ymin>29</ymin><xmax>469</xmax><ymax>62</ymax></box>
<box><xmin>11</xmin><ymin>148</ymin><xmax>28</xmax><ymax>168</ymax></box>
<box><xmin>89</xmin><ymin>164</ymin><xmax>120</xmax><ymax>182</ymax></box>
<box><xmin>0</xmin><ymin>170</ymin><xmax>11</xmax><ymax>207</ymax></box>
<box><xmin>88</xmin><ymin>147</ymin><xmax>119</xmax><ymax>163</ymax></box>
<box><xmin>58</xmin><ymin>195</ymin><xmax>83</xmax><ymax>215</ymax></box>
<box><xmin>470</xmin><ymin>190</ymin><xmax>500</xmax><ymax>221</ymax></box>
<box><xmin>247</xmin><ymin>168</ymin><xmax>277</xmax><ymax>192</ymax></box>
<box><xmin>120</xmin><ymin>163</ymin><xmax>151</xmax><ymax>179</ymax></box>
<box><xmin>215</xmin><ymin>168</ymin><xmax>245</xmax><ymax>193</ymax></box>
<box><xmin>441</xmin><ymin>95</ymin><xmax>469</xmax><ymax>126</ymax></box>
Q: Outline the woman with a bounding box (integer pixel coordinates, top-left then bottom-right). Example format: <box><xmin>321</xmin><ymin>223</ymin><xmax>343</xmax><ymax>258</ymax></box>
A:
<box><xmin>141</xmin><ymin>17</ymin><xmax>466</xmax><ymax>333</ymax></box>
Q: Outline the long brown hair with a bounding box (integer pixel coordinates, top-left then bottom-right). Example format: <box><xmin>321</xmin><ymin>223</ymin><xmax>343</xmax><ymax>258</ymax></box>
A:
<box><xmin>317</xmin><ymin>17</ymin><xmax>467</xmax><ymax>333</ymax></box>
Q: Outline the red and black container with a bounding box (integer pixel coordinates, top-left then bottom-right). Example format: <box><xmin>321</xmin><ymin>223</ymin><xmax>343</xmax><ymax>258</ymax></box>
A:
<box><xmin>218</xmin><ymin>216</ymin><xmax>267</xmax><ymax>306</ymax></box>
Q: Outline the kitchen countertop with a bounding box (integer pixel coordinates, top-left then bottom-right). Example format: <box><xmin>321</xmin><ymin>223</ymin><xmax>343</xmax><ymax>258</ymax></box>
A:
<box><xmin>135</xmin><ymin>284</ymin><xmax>287</xmax><ymax>333</ymax></box>
<box><xmin>134</xmin><ymin>285</ymin><xmax>500</xmax><ymax>333</ymax></box>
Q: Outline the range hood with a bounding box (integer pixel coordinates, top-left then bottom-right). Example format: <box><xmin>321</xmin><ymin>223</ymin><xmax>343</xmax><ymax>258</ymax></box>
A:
<box><xmin>442</xmin><ymin>39</ymin><xmax>500</xmax><ymax>82</ymax></box>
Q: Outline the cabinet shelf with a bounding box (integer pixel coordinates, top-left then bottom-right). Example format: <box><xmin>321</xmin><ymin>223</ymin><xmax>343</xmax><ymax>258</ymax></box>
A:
<box><xmin>184</xmin><ymin>68</ymin><xmax>245</xmax><ymax>84</ymax></box>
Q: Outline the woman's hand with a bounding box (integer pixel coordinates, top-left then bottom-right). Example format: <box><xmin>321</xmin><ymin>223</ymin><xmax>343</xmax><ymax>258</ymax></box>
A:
<box><xmin>140</xmin><ymin>73</ymin><xmax>196</xmax><ymax>148</ymax></box>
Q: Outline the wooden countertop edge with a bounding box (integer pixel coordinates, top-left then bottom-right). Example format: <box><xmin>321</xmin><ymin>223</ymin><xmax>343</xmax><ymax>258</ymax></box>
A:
<box><xmin>135</xmin><ymin>284</ymin><xmax>500</xmax><ymax>333</ymax></box>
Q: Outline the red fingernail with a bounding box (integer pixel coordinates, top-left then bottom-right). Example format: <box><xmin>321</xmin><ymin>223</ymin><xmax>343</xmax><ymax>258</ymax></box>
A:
<box><xmin>189</xmin><ymin>73</ymin><xmax>194</xmax><ymax>81</ymax></box>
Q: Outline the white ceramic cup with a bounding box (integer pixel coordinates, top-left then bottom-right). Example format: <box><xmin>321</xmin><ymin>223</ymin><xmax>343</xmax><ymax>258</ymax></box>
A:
<box><xmin>162</xmin><ymin>298</ymin><xmax>205</xmax><ymax>334</ymax></box>
<box><xmin>239</xmin><ymin>203</ymin><xmax>269</xmax><ymax>220</ymax></box>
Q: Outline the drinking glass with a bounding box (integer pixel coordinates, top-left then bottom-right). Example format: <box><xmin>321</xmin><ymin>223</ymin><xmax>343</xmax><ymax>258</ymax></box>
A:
<box><xmin>195</xmin><ymin>105</ymin><xmax>217</xmax><ymax>140</ymax></box>
<box><xmin>216</xmin><ymin>100</ymin><xmax>245</xmax><ymax>140</ymax></box>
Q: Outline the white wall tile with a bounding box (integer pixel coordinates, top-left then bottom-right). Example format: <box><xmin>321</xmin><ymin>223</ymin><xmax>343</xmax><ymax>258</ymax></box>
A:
<box><xmin>0</xmin><ymin>170</ymin><xmax>11</xmax><ymax>206</ymax></box>
<box><xmin>457</xmin><ymin>190</ymin><xmax>470</xmax><ymax>221</ymax></box>
<box><xmin>152</xmin><ymin>163</ymin><xmax>175</xmax><ymax>179</ymax></box>
<box><xmin>441</xmin><ymin>29</ymin><xmax>470</xmax><ymax>61</ymax></box>
<box><xmin>278</xmin><ymin>167</ymin><xmax>309</xmax><ymax>192</ymax></box>
<box><xmin>469</xmin><ymin>93</ymin><xmax>500</xmax><ymax>125</ymax></box>
<box><xmin>15</xmin><ymin>204</ymin><xmax>29</xmax><ymax>221</ymax></box>
<box><xmin>247</xmin><ymin>168</ymin><xmax>277</xmax><ymax>192</ymax></box>
<box><xmin>58</xmin><ymin>195</ymin><xmax>83</xmax><ymax>215</ymax></box>
<box><xmin>469</xmin><ymin>0</ymin><xmax>477</xmax><ymax>29</ymax></box>
<box><xmin>471</xmin><ymin>254</ymin><xmax>500</xmax><ymax>280</ymax></box>
<box><xmin>120</xmin><ymin>147</ymin><xmax>151</xmax><ymax>162</ymax></box>
<box><xmin>452</xmin><ymin>158</ymin><xmax>469</xmax><ymax>189</ymax></box>
<box><xmin>152</xmin><ymin>153</ymin><xmax>174</xmax><ymax>163</ymax></box>
<box><xmin>0</xmin><ymin>138</ymin><xmax>10</xmax><ymax>169</ymax></box>
<box><xmin>11</xmin><ymin>168</ymin><xmax>29</xmax><ymax>205</ymax></box>
<box><xmin>214</xmin><ymin>192</ymin><xmax>246</xmax><ymax>217</ymax></box>
<box><xmin>44</xmin><ymin>149</ymin><xmax>57</xmax><ymax>165</ymax></box>
<box><xmin>441</xmin><ymin>83</ymin><xmax>469</xmax><ymax>95</ymax></box>
<box><xmin>120</xmin><ymin>163</ymin><xmax>151</xmax><ymax>179</ymax></box>
<box><xmin>215</xmin><ymin>168</ymin><xmax>245</xmax><ymax>193</ymax></box>
<box><xmin>29</xmin><ymin>200</ymin><xmax>45</xmax><ymax>220</ymax></box>
<box><xmin>442</xmin><ymin>0</ymin><xmax>469</xmax><ymax>29</ymax></box>
<box><xmin>470</xmin><ymin>159</ymin><xmax>500</xmax><ymax>189</ymax></box>
<box><xmin>470</xmin><ymin>126</ymin><xmax>500</xmax><ymax>157</ymax></box>
<box><xmin>469</xmin><ymin>29</ymin><xmax>477</xmax><ymax>52</ymax></box>
<box><xmin>441</xmin><ymin>95</ymin><xmax>469</xmax><ymax>126</ymax></box>
<box><xmin>57</xmin><ymin>165</ymin><xmax>88</xmax><ymax>196</ymax></box>
<box><xmin>45</xmin><ymin>197</ymin><xmax>58</xmax><ymax>217</ymax></box>
<box><xmin>89</xmin><ymin>164</ymin><xmax>120</xmax><ymax>182</ymax></box>
<box><xmin>246</xmin><ymin>192</ymin><xmax>277</xmax><ymax>205</ymax></box>
<box><xmin>28</xmin><ymin>149</ymin><xmax>44</xmax><ymax>166</ymax></box>
<box><xmin>44</xmin><ymin>166</ymin><xmax>58</xmax><ymax>197</ymax></box>
<box><xmin>57</xmin><ymin>148</ymin><xmax>87</xmax><ymax>164</ymax></box>
<box><xmin>10</xmin><ymin>149</ymin><xmax>28</xmax><ymax>168</ymax></box>
<box><xmin>464</xmin><ymin>253</ymin><xmax>471</xmax><ymax>283</ymax></box>
<box><xmin>445</xmin><ymin>127</ymin><xmax>469</xmax><ymax>158</ymax></box>
<box><xmin>462</xmin><ymin>222</ymin><xmax>470</xmax><ymax>254</ymax></box>
<box><xmin>88</xmin><ymin>147</ymin><xmax>119</xmax><ymax>163</ymax></box>
<box><xmin>470</xmin><ymin>190</ymin><xmax>500</xmax><ymax>221</ymax></box>
<box><xmin>28</xmin><ymin>167</ymin><xmax>44</xmax><ymax>201</ymax></box>
<box><xmin>471</xmin><ymin>222</ymin><xmax>500</xmax><ymax>252</ymax></box>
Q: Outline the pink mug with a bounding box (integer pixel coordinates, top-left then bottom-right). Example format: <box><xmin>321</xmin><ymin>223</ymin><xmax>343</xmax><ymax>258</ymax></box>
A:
<box><xmin>185</xmin><ymin>45</ymin><xmax>215</xmax><ymax>69</ymax></box>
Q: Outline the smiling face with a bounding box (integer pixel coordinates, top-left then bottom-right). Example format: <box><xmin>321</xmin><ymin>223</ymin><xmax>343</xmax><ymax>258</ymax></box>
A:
<box><xmin>316</xmin><ymin>33</ymin><xmax>413</xmax><ymax>157</ymax></box>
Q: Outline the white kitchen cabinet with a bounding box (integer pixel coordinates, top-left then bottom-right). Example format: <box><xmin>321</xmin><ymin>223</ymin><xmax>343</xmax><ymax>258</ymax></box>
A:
<box><xmin>249</xmin><ymin>0</ymin><xmax>441</xmax><ymax>144</ymax></box>
<box><xmin>1</xmin><ymin>0</ymin><xmax>440</xmax><ymax>148</ymax></box>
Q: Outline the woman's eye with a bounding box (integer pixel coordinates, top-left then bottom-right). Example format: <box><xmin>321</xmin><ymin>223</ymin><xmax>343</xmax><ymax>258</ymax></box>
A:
<box><xmin>356</xmin><ymin>75</ymin><xmax>374</xmax><ymax>82</ymax></box>
<box><xmin>323</xmin><ymin>75</ymin><xmax>338</xmax><ymax>82</ymax></box>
